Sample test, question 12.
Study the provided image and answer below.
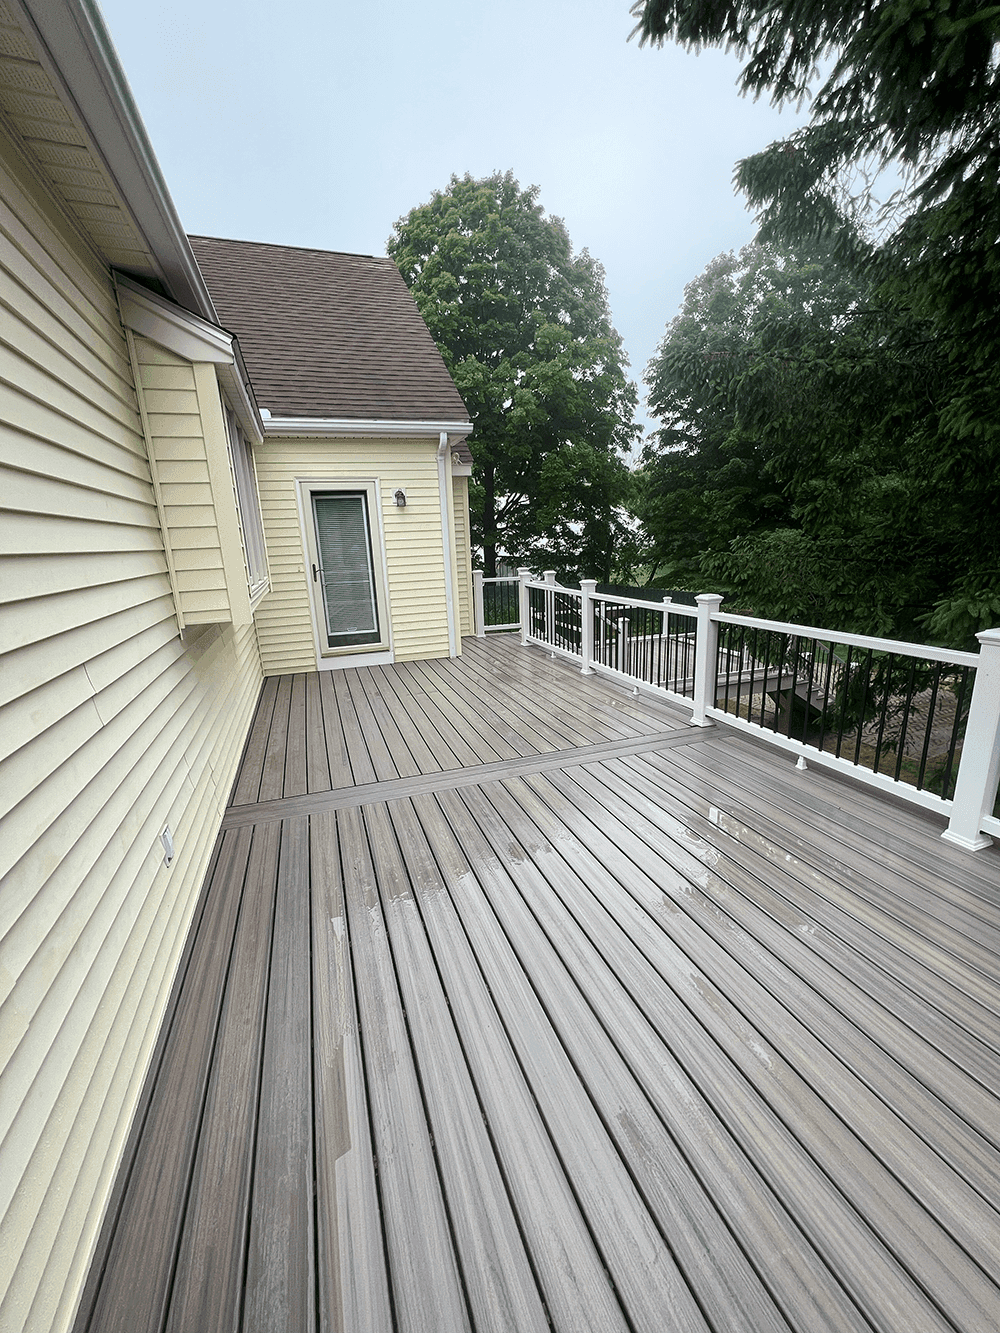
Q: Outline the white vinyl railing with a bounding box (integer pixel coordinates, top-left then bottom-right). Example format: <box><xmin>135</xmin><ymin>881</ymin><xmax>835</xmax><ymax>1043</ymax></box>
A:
<box><xmin>472</xmin><ymin>570</ymin><xmax>521</xmax><ymax>634</ymax></box>
<box><xmin>478</xmin><ymin>569</ymin><xmax>1000</xmax><ymax>853</ymax></box>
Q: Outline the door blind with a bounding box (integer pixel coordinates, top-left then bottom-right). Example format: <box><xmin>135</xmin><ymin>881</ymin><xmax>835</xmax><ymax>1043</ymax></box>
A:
<box><xmin>312</xmin><ymin>493</ymin><xmax>380</xmax><ymax>645</ymax></box>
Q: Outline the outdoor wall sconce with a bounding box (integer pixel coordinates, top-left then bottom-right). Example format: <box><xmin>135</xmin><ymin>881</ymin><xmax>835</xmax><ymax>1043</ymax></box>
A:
<box><xmin>160</xmin><ymin>825</ymin><xmax>174</xmax><ymax>867</ymax></box>
<box><xmin>394</xmin><ymin>488</ymin><xmax>407</xmax><ymax>507</ymax></box>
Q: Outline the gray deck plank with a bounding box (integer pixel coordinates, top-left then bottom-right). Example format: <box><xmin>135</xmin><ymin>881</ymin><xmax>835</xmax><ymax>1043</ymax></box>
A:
<box><xmin>218</xmin><ymin>729</ymin><xmax>700</xmax><ymax>829</ymax></box>
<box><xmin>304</xmin><ymin>670</ymin><xmax>331</xmax><ymax>793</ymax></box>
<box><xmin>331</xmin><ymin>669</ymin><xmax>379</xmax><ymax>786</ymax></box>
<box><xmin>402</xmin><ymin>656</ymin><xmax>531</xmax><ymax>760</ymax></box>
<box><xmin>353</xmin><ymin>666</ymin><xmax>424</xmax><ymax>777</ymax></box>
<box><xmin>390</xmin><ymin>659</ymin><xmax>505</xmax><ymax>766</ymax></box>
<box><xmin>416</xmin><ymin>788</ymin><xmax>800</xmax><ymax>1333</ymax></box>
<box><xmin>258</xmin><ymin>675</ymin><xmax>292</xmax><ymax>802</ymax></box>
<box><xmin>365</xmin><ymin>664</ymin><xmax>447</xmax><ymax>774</ymax></box>
<box><xmin>552</xmin><ymin>760</ymin><xmax>1000</xmax><ymax>1238</ymax></box>
<box><xmin>406</xmin><ymin>789</ymin><xmax>717</xmax><ymax>1333</ymax></box>
<box><xmin>310</xmin><ymin>812</ymin><xmax>394</xmax><ymax>1333</ymax></box>
<box><xmin>82</xmin><ymin>825</ymin><xmax>256</xmax><ymax>1333</ymax></box>
<box><xmin>342</xmin><ymin>668</ymin><xmax>407</xmax><ymax>782</ymax></box>
<box><xmin>618</xmin><ymin>749</ymin><xmax>1000</xmax><ymax>1059</ymax></box>
<box><xmin>165</xmin><ymin>822</ymin><xmax>280</xmax><ymax>1333</ymax></box>
<box><xmin>283</xmin><ymin>673</ymin><xmax>308</xmax><ymax>797</ymax></box>
<box><xmin>440</xmin><ymin>782</ymin><xmax>870</xmax><ymax>1333</ymax></box>
<box><xmin>445</xmin><ymin>640</ymin><xmax>635</xmax><ymax>747</ymax></box>
<box><xmin>244</xmin><ymin>817</ymin><xmax>315</xmax><ymax>1333</ymax></box>
<box><xmin>607</xmin><ymin>753</ymin><xmax>1000</xmax><ymax>1136</ymax></box>
<box><xmin>364</xmin><ymin>800</ymin><xmax>552</xmax><ymax>1333</ymax></box>
<box><xmin>632</xmin><ymin>746</ymin><xmax>1000</xmax><ymax>1044</ymax></box>
<box><xmin>231</xmin><ymin>675</ymin><xmax>279</xmax><ymax>805</ymax></box>
<box><xmin>513</xmin><ymin>766</ymin><xmax>1000</xmax><ymax>1330</ymax></box>
<box><xmin>365</xmin><ymin>660</ymin><xmax>466</xmax><ymax>771</ymax></box>
<box><xmin>388</xmin><ymin>798</ymin><xmax>636</xmax><ymax>1333</ymax></box>
<box><xmin>464</xmin><ymin>634</ymin><xmax>690</xmax><ymax>736</ymax></box>
<box><xmin>691</xmin><ymin>730</ymin><xmax>1000</xmax><ymax>902</ymax></box>
<box><xmin>80</xmin><ymin>639</ymin><xmax>1000</xmax><ymax>1333</ymax></box>
<box><xmin>337</xmin><ymin>804</ymin><xmax>471</xmax><ymax>1333</ymax></box>
<box><xmin>317</xmin><ymin>670</ymin><xmax>355</xmax><ymax>789</ymax></box>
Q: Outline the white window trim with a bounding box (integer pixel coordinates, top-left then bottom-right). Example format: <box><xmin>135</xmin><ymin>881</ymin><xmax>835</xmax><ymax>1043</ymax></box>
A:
<box><xmin>296</xmin><ymin>477</ymin><xmax>393</xmax><ymax>668</ymax></box>
<box><xmin>224</xmin><ymin>405</ymin><xmax>270</xmax><ymax>604</ymax></box>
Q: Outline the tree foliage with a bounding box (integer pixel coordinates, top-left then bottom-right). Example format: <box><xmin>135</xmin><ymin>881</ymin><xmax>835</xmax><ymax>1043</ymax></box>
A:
<box><xmin>638</xmin><ymin>241</ymin><xmax>962</xmax><ymax>635</ymax></box>
<box><xmin>388</xmin><ymin>171</ymin><xmax>639</xmax><ymax>580</ymax></box>
<box><xmin>631</xmin><ymin>1</ymin><xmax>1000</xmax><ymax>644</ymax></box>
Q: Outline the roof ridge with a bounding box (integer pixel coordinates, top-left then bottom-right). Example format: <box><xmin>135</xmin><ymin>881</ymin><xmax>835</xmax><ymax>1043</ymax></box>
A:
<box><xmin>187</xmin><ymin>234</ymin><xmax>388</xmax><ymax>264</ymax></box>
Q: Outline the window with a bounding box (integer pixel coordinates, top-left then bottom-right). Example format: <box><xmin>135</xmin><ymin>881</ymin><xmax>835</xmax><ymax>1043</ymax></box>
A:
<box><xmin>224</xmin><ymin>406</ymin><xmax>268</xmax><ymax>599</ymax></box>
<box><xmin>300</xmin><ymin>480</ymin><xmax>391</xmax><ymax>656</ymax></box>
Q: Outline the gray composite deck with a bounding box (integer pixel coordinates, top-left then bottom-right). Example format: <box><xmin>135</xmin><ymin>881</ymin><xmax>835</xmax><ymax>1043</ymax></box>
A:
<box><xmin>75</xmin><ymin>635</ymin><xmax>1000</xmax><ymax>1333</ymax></box>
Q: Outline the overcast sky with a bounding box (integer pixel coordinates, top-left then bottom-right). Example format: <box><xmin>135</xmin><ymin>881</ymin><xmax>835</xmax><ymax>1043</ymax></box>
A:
<box><xmin>97</xmin><ymin>0</ymin><xmax>806</xmax><ymax>434</ymax></box>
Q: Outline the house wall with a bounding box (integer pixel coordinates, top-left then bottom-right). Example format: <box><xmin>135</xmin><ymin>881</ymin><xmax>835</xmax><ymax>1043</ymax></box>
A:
<box><xmin>0</xmin><ymin>128</ymin><xmax>263</xmax><ymax>1333</ymax></box>
<box><xmin>453</xmin><ymin>473</ymin><xmax>474</xmax><ymax>636</ymax></box>
<box><xmin>253</xmin><ymin>435</ymin><xmax>453</xmax><ymax>672</ymax></box>
<box><xmin>130</xmin><ymin>339</ymin><xmax>249</xmax><ymax>626</ymax></box>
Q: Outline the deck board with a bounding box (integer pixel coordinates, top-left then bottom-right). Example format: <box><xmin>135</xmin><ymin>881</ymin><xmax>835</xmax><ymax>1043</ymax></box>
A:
<box><xmin>165</xmin><ymin>821</ymin><xmax>280</xmax><ymax>1333</ymax></box>
<box><xmin>77</xmin><ymin>638</ymin><xmax>1000</xmax><ymax>1333</ymax></box>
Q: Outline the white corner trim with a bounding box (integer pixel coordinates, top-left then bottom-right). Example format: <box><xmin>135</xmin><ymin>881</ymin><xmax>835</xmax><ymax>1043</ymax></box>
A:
<box><xmin>263</xmin><ymin>416</ymin><xmax>472</xmax><ymax>441</ymax></box>
<box><xmin>116</xmin><ymin>275</ymin><xmax>234</xmax><ymax>363</ymax></box>
<box><xmin>438</xmin><ymin>431</ymin><xmax>458</xmax><ymax>658</ymax></box>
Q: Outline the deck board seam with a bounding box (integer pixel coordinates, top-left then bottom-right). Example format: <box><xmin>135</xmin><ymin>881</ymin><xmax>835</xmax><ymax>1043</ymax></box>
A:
<box><xmin>220</xmin><ymin>729</ymin><xmax>711</xmax><ymax>827</ymax></box>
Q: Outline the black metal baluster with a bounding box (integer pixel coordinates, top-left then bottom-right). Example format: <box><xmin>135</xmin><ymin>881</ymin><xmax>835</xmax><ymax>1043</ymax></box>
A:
<box><xmin>916</xmin><ymin>663</ymin><xmax>942</xmax><ymax>791</ymax></box>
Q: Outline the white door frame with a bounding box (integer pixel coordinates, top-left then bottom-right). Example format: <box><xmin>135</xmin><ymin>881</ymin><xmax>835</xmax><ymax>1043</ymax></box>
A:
<box><xmin>295</xmin><ymin>476</ymin><xmax>394</xmax><ymax>670</ymax></box>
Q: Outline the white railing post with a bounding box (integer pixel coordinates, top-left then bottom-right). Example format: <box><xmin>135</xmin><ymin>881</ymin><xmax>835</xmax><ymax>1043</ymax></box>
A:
<box><xmin>580</xmin><ymin>579</ymin><xmax>596</xmax><ymax>674</ymax></box>
<box><xmin>518</xmin><ymin>568</ymin><xmax>531</xmax><ymax>645</ymax></box>
<box><xmin>942</xmin><ymin>627</ymin><xmax>1000</xmax><ymax>850</ymax></box>
<box><xmin>473</xmin><ymin>569</ymin><xmax>485</xmax><ymax>638</ymax></box>
<box><xmin>691</xmin><ymin>593</ymin><xmax>723</xmax><ymax>727</ymax></box>
<box><xmin>543</xmin><ymin>570</ymin><xmax>556</xmax><ymax>654</ymax></box>
<box><xmin>618</xmin><ymin>610</ymin><xmax>634</xmax><ymax>677</ymax></box>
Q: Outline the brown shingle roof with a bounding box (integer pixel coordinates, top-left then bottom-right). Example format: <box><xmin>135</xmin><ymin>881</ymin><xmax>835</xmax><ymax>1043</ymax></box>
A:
<box><xmin>188</xmin><ymin>235</ymin><xmax>469</xmax><ymax>423</ymax></box>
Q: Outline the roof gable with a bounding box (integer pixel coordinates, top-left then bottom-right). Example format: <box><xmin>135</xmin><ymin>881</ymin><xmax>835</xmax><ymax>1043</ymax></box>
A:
<box><xmin>188</xmin><ymin>235</ymin><xmax>469</xmax><ymax>424</ymax></box>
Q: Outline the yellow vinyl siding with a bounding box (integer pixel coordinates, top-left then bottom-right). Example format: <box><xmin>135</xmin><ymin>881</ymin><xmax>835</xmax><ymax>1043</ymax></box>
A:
<box><xmin>253</xmin><ymin>435</ymin><xmax>452</xmax><ymax>672</ymax></box>
<box><xmin>0</xmin><ymin>126</ymin><xmax>263</xmax><ymax>1333</ymax></box>
<box><xmin>453</xmin><ymin>473</ymin><xmax>474</xmax><ymax>636</ymax></box>
<box><xmin>130</xmin><ymin>338</ymin><xmax>252</xmax><ymax>627</ymax></box>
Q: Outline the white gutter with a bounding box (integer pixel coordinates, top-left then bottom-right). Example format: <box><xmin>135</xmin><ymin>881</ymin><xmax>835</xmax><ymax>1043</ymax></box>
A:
<box><xmin>12</xmin><ymin>0</ymin><xmax>219</xmax><ymax>322</ymax></box>
<box><xmin>438</xmin><ymin>432</ymin><xmax>459</xmax><ymax>657</ymax></box>
<box><xmin>262</xmin><ymin>416</ymin><xmax>471</xmax><ymax>440</ymax></box>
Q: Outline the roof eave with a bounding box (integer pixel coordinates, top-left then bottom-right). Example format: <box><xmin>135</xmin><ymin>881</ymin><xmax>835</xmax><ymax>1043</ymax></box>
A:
<box><xmin>262</xmin><ymin>416</ymin><xmax>473</xmax><ymax>443</ymax></box>
<box><xmin>12</xmin><ymin>0</ymin><xmax>218</xmax><ymax>321</ymax></box>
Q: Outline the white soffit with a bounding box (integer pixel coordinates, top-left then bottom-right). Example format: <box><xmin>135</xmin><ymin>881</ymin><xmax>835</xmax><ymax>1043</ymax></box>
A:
<box><xmin>9</xmin><ymin>0</ymin><xmax>218</xmax><ymax>321</ymax></box>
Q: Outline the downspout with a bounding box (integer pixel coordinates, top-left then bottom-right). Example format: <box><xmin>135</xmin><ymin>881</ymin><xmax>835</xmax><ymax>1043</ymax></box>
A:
<box><xmin>438</xmin><ymin>431</ymin><xmax>458</xmax><ymax>657</ymax></box>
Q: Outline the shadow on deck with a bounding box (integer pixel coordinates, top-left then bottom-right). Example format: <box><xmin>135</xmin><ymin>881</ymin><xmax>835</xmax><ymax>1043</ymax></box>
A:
<box><xmin>75</xmin><ymin>636</ymin><xmax>1000</xmax><ymax>1333</ymax></box>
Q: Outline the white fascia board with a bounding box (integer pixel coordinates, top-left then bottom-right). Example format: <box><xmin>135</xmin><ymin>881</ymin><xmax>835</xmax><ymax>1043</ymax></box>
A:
<box><xmin>116</xmin><ymin>275</ymin><xmax>233</xmax><ymax>362</ymax></box>
<box><xmin>12</xmin><ymin>0</ymin><xmax>218</xmax><ymax>322</ymax></box>
<box><xmin>116</xmin><ymin>276</ymin><xmax>262</xmax><ymax>444</ymax></box>
<box><xmin>451</xmin><ymin>461</ymin><xmax>473</xmax><ymax>476</ymax></box>
<box><xmin>263</xmin><ymin>417</ymin><xmax>472</xmax><ymax>442</ymax></box>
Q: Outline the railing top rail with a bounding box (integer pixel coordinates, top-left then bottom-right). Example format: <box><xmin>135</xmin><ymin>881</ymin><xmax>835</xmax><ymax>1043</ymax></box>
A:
<box><xmin>480</xmin><ymin>575</ymin><xmax>521</xmax><ymax>584</ymax></box>
<box><xmin>591</xmin><ymin>591</ymin><xmax>697</xmax><ymax>618</ymax></box>
<box><xmin>523</xmin><ymin>579</ymin><xmax>583</xmax><ymax>597</ymax></box>
<box><xmin>713</xmin><ymin>610</ymin><xmax>980</xmax><ymax>668</ymax></box>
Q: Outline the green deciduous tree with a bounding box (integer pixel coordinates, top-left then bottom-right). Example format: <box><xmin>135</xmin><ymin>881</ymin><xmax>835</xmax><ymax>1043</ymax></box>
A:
<box><xmin>631</xmin><ymin>0</ymin><xmax>1000</xmax><ymax>644</ymax></box>
<box><xmin>639</xmin><ymin>240</ymin><xmax>972</xmax><ymax>635</ymax></box>
<box><xmin>388</xmin><ymin>171</ymin><xmax>639</xmax><ymax>580</ymax></box>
